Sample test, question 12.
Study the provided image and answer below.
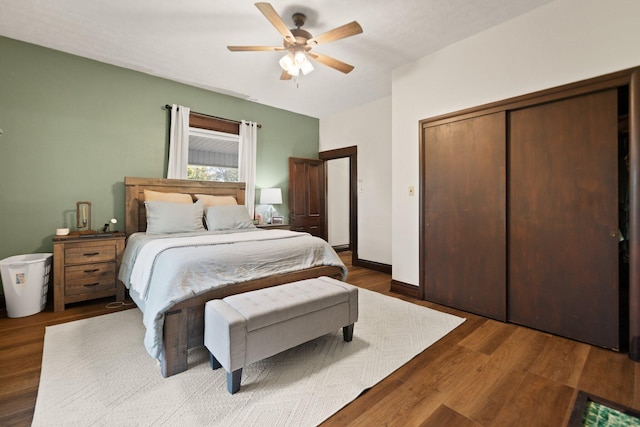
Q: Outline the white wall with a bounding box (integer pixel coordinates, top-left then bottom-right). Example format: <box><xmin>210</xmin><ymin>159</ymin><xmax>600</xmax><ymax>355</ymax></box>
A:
<box><xmin>320</xmin><ymin>96</ymin><xmax>392</xmax><ymax>264</ymax></box>
<box><xmin>392</xmin><ymin>0</ymin><xmax>640</xmax><ymax>286</ymax></box>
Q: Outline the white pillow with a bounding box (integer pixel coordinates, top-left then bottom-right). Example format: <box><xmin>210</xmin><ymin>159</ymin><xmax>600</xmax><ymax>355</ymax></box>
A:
<box><xmin>205</xmin><ymin>205</ymin><xmax>255</xmax><ymax>231</ymax></box>
<box><xmin>145</xmin><ymin>200</ymin><xmax>205</xmax><ymax>234</ymax></box>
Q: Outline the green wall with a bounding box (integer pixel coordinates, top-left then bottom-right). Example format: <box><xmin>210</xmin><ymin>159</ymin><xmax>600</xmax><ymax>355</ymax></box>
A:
<box><xmin>0</xmin><ymin>36</ymin><xmax>319</xmax><ymax>291</ymax></box>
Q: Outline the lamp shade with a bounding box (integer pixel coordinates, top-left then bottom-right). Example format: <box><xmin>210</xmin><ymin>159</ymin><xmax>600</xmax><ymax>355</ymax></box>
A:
<box><xmin>260</xmin><ymin>188</ymin><xmax>282</xmax><ymax>205</ymax></box>
<box><xmin>294</xmin><ymin>50</ymin><xmax>306</xmax><ymax>65</ymax></box>
<box><xmin>279</xmin><ymin>53</ymin><xmax>294</xmax><ymax>71</ymax></box>
<box><xmin>300</xmin><ymin>59</ymin><xmax>314</xmax><ymax>75</ymax></box>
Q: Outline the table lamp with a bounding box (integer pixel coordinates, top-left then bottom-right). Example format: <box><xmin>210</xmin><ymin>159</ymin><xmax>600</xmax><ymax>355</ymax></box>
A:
<box><xmin>260</xmin><ymin>188</ymin><xmax>282</xmax><ymax>224</ymax></box>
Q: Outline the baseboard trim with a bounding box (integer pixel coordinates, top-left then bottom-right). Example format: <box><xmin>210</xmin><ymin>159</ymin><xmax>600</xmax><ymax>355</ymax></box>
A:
<box><xmin>332</xmin><ymin>244</ymin><xmax>351</xmax><ymax>253</ymax></box>
<box><xmin>390</xmin><ymin>280</ymin><xmax>420</xmax><ymax>299</ymax></box>
<box><xmin>353</xmin><ymin>258</ymin><xmax>392</xmax><ymax>274</ymax></box>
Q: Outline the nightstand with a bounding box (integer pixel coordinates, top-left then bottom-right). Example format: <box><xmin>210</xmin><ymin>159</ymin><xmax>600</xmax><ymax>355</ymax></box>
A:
<box><xmin>52</xmin><ymin>232</ymin><xmax>126</xmax><ymax>311</ymax></box>
<box><xmin>257</xmin><ymin>224</ymin><xmax>290</xmax><ymax>230</ymax></box>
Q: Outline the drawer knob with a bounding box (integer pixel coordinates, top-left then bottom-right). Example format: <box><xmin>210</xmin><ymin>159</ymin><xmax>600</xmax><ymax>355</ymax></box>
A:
<box><xmin>83</xmin><ymin>283</ymin><xmax>100</xmax><ymax>287</ymax></box>
<box><xmin>84</xmin><ymin>268</ymin><xmax>100</xmax><ymax>273</ymax></box>
<box><xmin>83</xmin><ymin>252</ymin><xmax>100</xmax><ymax>257</ymax></box>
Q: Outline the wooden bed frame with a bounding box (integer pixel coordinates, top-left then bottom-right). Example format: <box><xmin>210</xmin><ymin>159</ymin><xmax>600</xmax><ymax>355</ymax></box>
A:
<box><xmin>124</xmin><ymin>177</ymin><xmax>345</xmax><ymax>377</ymax></box>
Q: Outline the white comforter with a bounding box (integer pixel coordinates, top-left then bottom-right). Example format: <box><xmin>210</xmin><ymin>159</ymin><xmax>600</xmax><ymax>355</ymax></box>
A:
<box><xmin>118</xmin><ymin>229</ymin><xmax>348</xmax><ymax>359</ymax></box>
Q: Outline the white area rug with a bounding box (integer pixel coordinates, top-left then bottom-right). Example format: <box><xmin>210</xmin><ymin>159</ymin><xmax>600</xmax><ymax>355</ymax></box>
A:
<box><xmin>32</xmin><ymin>289</ymin><xmax>464</xmax><ymax>426</ymax></box>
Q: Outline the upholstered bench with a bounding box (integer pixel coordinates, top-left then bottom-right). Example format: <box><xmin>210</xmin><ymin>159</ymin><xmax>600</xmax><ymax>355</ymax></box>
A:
<box><xmin>204</xmin><ymin>276</ymin><xmax>359</xmax><ymax>394</ymax></box>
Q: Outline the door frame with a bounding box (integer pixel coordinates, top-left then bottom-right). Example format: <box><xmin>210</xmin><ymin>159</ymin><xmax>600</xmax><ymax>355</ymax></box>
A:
<box><xmin>319</xmin><ymin>146</ymin><xmax>359</xmax><ymax>266</ymax></box>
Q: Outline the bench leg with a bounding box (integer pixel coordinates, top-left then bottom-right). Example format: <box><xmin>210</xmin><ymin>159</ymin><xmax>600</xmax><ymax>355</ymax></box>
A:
<box><xmin>209</xmin><ymin>352</ymin><xmax>222</xmax><ymax>370</ymax></box>
<box><xmin>343</xmin><ymin>324</ymin><xmax>354</xmax><ymax>342</ymax></box>
<box><xmin>228</xmin><ymin>369</ymin><xmax>242</xmax><ymax>394</ymax></box>
<box><xmin>210</xmin><ymin>352</ymin><xmax>242</xmax><ymax>394</ymax></box>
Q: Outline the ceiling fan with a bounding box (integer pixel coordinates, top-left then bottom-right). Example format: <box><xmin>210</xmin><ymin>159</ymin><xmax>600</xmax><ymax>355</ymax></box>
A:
<box><xmin>227</xmin><ymin>2</ymin><xmax>363</xmax><ymax>80</ymax></box>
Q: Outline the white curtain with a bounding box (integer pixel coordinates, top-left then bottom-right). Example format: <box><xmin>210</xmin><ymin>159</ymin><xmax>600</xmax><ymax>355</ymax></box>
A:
<box><xmin>238</xmin><ymin>120</ymin><xmax>258</xmax><ymax>218</ymax></box>
<box><xmin>167</xmin><ymin>104</ymin><xmax>190</xmax><ymax>179</ymax></box>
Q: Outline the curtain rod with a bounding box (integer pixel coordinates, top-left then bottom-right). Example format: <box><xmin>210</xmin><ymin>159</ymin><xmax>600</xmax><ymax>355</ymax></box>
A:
<box><xmin>164</xmin><ymin>104</ymin><xmax>262</xmax><ymax>128</ymax></box>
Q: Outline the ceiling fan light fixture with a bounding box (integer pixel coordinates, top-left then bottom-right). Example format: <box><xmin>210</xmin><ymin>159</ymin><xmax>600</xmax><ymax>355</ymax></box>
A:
<box><xmin>281</xmin><ymin>50</ymin><xmax>312</xmax><ymax>77</ymax></box>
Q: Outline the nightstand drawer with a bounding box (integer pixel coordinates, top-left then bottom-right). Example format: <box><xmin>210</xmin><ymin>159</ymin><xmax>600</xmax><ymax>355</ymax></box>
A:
<box><xmin>65</xmin><ymin>243</ymin><xmax>116</xmax><ymax>264</ymax></box>
<box><xmin>64</xmin><ymin>262</ymin><xmax>116</xmax><ymax>295</ymax></box>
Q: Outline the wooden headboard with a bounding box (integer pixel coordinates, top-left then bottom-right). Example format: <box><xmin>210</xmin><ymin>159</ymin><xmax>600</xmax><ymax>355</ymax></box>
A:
<box><xmin>124</xmin><ymin>177</ymin><xmax>246</xmax><ymax>236</ymax></box>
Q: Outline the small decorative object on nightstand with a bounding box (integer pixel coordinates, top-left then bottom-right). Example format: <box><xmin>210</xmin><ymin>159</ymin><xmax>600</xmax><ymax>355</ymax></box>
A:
<box><xmin>52</xmin><ymin>232</ymin><xmax>126</xmax><ymax>311</ymax></box>
<box><xmin>76</xmin><ymin>201</ymin><xmax>93</xmax><ymax>234</ymax></box>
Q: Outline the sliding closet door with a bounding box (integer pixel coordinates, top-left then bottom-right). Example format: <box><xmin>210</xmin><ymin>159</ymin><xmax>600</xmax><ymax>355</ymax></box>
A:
<box><xmin>509</xmin><ymin>90</ymin><xmax>620</xmax><ymax>349</ymax></box>
<box><xmin>422</xmin><ymin>112</ymin><xmax>506</xmax><ymax>321</ymax></box>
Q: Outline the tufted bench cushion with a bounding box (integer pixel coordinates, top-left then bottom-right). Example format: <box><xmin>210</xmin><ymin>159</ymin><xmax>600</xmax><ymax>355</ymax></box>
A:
<box><xmin>204</xmin><ymin>276</ymin><xmax>358</xmax><ymax>394</ymax></box>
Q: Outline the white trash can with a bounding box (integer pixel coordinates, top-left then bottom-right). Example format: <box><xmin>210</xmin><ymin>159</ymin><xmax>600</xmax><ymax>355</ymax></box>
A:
<box><xmin>0</xmin><ymin>253</ymin><xmax>52</xmax><ymax>318</ymax></box>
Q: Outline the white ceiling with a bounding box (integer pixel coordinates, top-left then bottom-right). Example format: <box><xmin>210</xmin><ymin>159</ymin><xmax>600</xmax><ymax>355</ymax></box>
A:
<box><xmin>0</xmin><ymin>0</ymin><xmax>553</xmax><ymax>118</ymax></box>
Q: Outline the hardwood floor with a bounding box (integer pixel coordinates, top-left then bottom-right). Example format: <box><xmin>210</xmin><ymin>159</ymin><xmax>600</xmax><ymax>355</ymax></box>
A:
<box><xmin>0</xmin><ymin>252</ymin><xmax>638</xmax><ymax>426</ymax></box>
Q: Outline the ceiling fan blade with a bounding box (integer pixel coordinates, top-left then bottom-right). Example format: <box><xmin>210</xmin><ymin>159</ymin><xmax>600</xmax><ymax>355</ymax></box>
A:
<box><xmin>227</xmin><ymin>46</ymin><xmax>285</xmax><ymax>52</ymax></box>
<box><xmin>280</xmin><ymin>70</ymin><xmax>293</xmax><ymax>80</ymax></box>
<box><xmin>307</xmin><ymin>21</ymin><xmax>363</xmax><ymax>46</ymax></box>
<box><xmin>308</xmin><ymin>52</ymin><xmax>355</xmax><ymax>74</ymax></box>
<box><xmin>255</xmin><ymin>2</ymin><xmax>296</xmax><ymax>44</ymax></box>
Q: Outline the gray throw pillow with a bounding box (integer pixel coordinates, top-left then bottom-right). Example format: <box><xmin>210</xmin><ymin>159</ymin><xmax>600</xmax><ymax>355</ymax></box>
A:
<box><xmin>145</xmin><ymin>200</ymin><xmax>205</xmax><ymax>234</ymax></box>
<box><xmin>205</xmin><ymin>205</ymin><xmax>256</xmax><ymax>231</ymax></box>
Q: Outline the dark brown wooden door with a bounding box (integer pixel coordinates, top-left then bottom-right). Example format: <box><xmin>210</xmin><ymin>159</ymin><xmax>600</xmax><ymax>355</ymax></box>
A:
<box><xmin>289</xmin><ymin>157</ymin><xmax>325</xmax><ymax>239</ymax></box>
<box><xmin>422</xmin><ymin>112</ymin><xmax>507</xmax><ymax>321</ymax></box>
<box><xmin>509</xmin><ymin>89</ymin><xmax>620</xmax><ymax>349</ymax></box>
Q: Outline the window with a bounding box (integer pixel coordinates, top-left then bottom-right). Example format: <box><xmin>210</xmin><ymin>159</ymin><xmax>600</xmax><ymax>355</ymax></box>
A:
<box><xmin>187</xmin><ymin>127</ymin><xmax>239</xmax><ymax>182</ymax></box>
